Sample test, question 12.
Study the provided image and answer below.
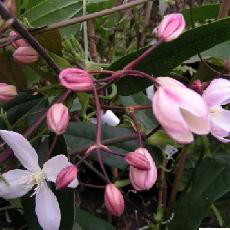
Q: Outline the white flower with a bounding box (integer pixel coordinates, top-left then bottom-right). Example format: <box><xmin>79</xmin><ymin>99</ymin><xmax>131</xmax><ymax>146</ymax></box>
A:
<box><xmin>90</xmin><ymin>110</ymin><xmax>120</xmax><ymax>126</ymax></box>
<box><xmin>163</xmin><ymin>145</ymin><xmax>178</xmax><ymax>159</ymax></box>
<box><xmin>0</xmin><ymin>130</ymin><xmax>78</xmax><ymax>230</ymax></box>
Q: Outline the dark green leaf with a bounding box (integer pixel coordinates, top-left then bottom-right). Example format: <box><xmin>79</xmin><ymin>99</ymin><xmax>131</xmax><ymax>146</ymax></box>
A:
<box><xmin>108</xmin><ymin>17</ymin><xmax>230</xmax><ymax>95</ymax></box>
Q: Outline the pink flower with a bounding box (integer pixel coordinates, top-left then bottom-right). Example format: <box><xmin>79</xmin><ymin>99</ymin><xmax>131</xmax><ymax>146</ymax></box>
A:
<box><xmin>157</xmin><ymin>13</ymin><xmax>186</xmax><ymax>42</ymax></box>
<box><xmin>125</xmin><ymin>151</ymin><xmax>150</xmax><ymax>170</ymax></box>
<box><xmin>104</xmin><ymin>184</ymin><xmax>124</xmax><ymax>217</ymax></box>
<box><xmin>59</xmin><ymin>68</ymin><xmax>93</xmax><ymax>91</ymax></box>
<box><xmin>202</xmin><ymin>78</ymin><xmax>230</xmax><ymax>142</ymax></box>
<box><xmin>0</xmin><ymin>83</ymin><xmax>17</xmax><ymax>102</ymax></box>
<box><xmin>13</xmin><ymin>47</ymin><xmax>39</xmax><ymax>64</ymax></box>
<box><xmin>56</xmin><ymin>165</ymin><xmax>78</xmax><ymax>190</ymax></box>
<box><xmin>129</xmin><ymin>148</ymin><xmax>157</xmax><ymax>191</ymax></box>
<box><xmin>152</xmin><ymin>77</ymin><xmax>210</xmax><ymax>143</ymax></box>
<box><xmin>47</xmin><ymin>103</ymin><xmax>69</xmax><ymax>135</ymax></box>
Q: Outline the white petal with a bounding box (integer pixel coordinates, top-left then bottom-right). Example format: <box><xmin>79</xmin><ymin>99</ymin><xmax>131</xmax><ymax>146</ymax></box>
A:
<box><xmin>0</xmin><ymin>169</ymin><xmax>31</xmax><ymax>199</ymax></box>
<box><xmin>211</xmin><ymin>109</ymin><xmax>230</xmax><ymax>132</ymax></box>
<box><xmin>0</xmin><ymin>130</ymin><xmax>40</xmax><ymax>171</ymax></box>
<box><xmin>101</xmin><ymin>110</ymin><xmax>120</xmax><ymax>126</ymax></box>
<box><xmin>43</xmin><ymin>155</ymin><xmax>69</xmax><ymax>183</ymax></box>
<box><xmin>35</xmin><ymin>182</ymin><xmax>60</xmax><ymax>230</ymax></box>
<box><xmin>146</xmin><ymin>85</ymin><xmax>154</xmax><ymax>100</ymax></box>
<box><xmin>68</xmin><ymin>177</ymin><xmax>79</xmax><ymax>188</ymax></box>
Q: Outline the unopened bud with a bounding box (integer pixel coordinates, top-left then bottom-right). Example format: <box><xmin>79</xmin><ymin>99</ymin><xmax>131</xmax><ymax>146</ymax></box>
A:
<box><xmin>157</xmin><ymin>13</ymin><xmax>185</xmax><ymax>42</ymax></box>
<box><xmin>59</xmin><ymin>68</ymin><xmax>94</xmax><ymax>91</ymax></box>
<box><xmin>13</xmin><ymin>47</ymin><xmax>39</xmax><ymax>64</ymax></box>
<box><xmin>125</xmin><ymin>152</ymin><xmax>150</xmax><ymax>170</ymax></box>
<box><xmin>104</xmin><ymin>184</ymin><xmax>124</xmax><ymax>217</ymax></box>
<box><xmin>10</xmin><ymin>31</ymin><xmax>28</xmax><ymax>49</ymax></box>
<box><xmin>129</xmin><ymin>148</ymin><xmax>157</xmax><ymax>191</ymax></box>
<box><xmin>191</xmin><ymin>80</ymin><xmax>203</xmax><ymax>94</ymax></box>
<box><xmin>47</xmin><ymin>103</ymin><xmax>69</xmax><ymax>135</ymax></box>
<box><xmin>0</xmin><ymin>83</ymin><xmax>17</xmax><ymax>102</ymax></box>
<box><xmin>56</xmin><ymin>165</ymin><xmax>78</xmax><ymax>190</ymax></box>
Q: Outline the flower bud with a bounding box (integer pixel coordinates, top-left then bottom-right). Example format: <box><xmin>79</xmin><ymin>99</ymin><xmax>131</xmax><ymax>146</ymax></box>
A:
<box><xmin>104</xmin><ymin>184</ymin><xmax>124</xmax><ymax>217</ymax></box>
<box><xmin>129</xmin><ymin>148</ymin><xmax>157</xmax><ymax>191</ymax></box>
<box><xmin>56</xmin><ymin>165</ymin><xmax>78</xmax><ymax>190</ymax></box>
<box><xmin>125</xmin><ymin>151</ymin><xmax>150</xmax><ymax>170</ymax></box>
<box><xmin>157</xmin><ymin>13</ymin><xmax>185</xmax><ymax>42</ymax></box>
<box><xmin>13</xmin><ymin>47</ymin><xmax>39</xmax><ymax>64</ymax></box>
<box><xmin>10</xmin><ymin>31</ymin><xmax>28</xmax><ymax>49</ymax></box>
<box><xmin>59</xmin><ymin>68</ymin><xmax>93</xmax><ymax>91</ymax></box>
<box><xmin>191</xmin><ymin>80</ymin><xmax>203</xmax><ymax>94</ymax></box>
<box><xmin>47</xmin><ymin>103</ymin><xmax>69</xmax><ymax>135</ymax></box>
<box><xmin>0</xmin><ymin>83</ymin><xmax>17</xmax><ymax>102</ymax></box>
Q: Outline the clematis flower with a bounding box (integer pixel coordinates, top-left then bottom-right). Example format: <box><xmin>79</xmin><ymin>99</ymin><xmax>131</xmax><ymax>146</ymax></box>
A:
<box><xmin>146</xmin><ymin>85</ymin><xmax>155</xmax><ymax>101</ymax></box>
<box><xmin>202</xmin><ymin>78</ymin><xmax>230</xmax><ymax>142</ymax></box>
<box><xmin>152</xmin><ymin>77</ymin><xmax>210</xmax><ymax>143</ymax></box>
<box><xmin>0</xmin><ymin>130</ymin><xmax>78</xmax><ymax>230</ymax></box>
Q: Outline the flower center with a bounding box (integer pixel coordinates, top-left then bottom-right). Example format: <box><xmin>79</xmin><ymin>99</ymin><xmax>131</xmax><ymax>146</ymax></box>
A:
<box><xmin>209</xmin><ymin>106</ymin><xmax>223</xmax><ymax>118</ymax></box>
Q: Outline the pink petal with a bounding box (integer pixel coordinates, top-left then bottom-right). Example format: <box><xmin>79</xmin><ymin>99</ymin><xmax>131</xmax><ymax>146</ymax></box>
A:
<box><xmin>203</xmin><ymin>78</ymin><xmax>230</xmax><ymax>107</ymax></box>
<box><xmin>211</xmin><ymin>108</ymin><xmax>230</xmax><ymax>132</ymax></box>
<box><xmin>211</xmin><ymin>123</ymin><xmax>230</xmax><ymax>143</ymax></box>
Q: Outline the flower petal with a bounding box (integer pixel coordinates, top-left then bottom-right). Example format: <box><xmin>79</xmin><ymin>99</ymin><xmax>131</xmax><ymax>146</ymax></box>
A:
<box><xmin>153</xmin><ymin>87</ymin><xmax>188</xmax><ymax>133</ymax></box>
<box><xmin>166</xmin><ymin>129</ymin><xmax>194</xmax><ymax>144</ymax></box>
<box><xmin>211</xmin><ymin>108</ymin><xmax>230</xmax><ymax>132</ymax></box>
<box><xmin>0</xmin><ymin>169</ymin><xmax>31</xmax><ymax>199</ymax></box>
<box><xmin>101</xmin><ymin>110</ymin><xmax>120</xmax><ymax>126</ymax></box>
<box><xmin>180</xmin><ymin>108</ymin><xmax>210</xmax><ymax>135</ymax></box>
<box><xmin>68</xmin><ymin>177</ymin><xmax>79</xmax><ymax>188</ymax></box>
<box><xmin>35</xmin><ymin>182</ymin><xmax>61</xmax><ymax>230</ymax></box>
<box><xmin>203</xmin><ymin>78</ymin><xmax>230</xmax><ymax>107</ymax></box>
<box><xmin>211</xmin><ymin>123</ymin><xmax>230</xmax><ymax>143</ymax></box>
<box><xmin>146</xmin><ymin>85</ymin><xmax>154</xmax><ymax>100</ymax></box>
<box><xmin>0</xmin><ymin>130</ymin><xmax>40</xmax><ymax>171</ymax></box>
<box><xmin>43</xmin><ymin>155</ymin><xmax>69</xmax><ymax>183</ymax></box>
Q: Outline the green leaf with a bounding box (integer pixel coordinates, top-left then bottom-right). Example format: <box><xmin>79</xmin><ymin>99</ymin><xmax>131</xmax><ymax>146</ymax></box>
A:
<box><xmin>181</xmin><ymin>4</ymin><xmax>221</xmax><ymax>27</ymax></box>
<box><xmin>74</xmin><ymin>207</ymin><xmax>115</xmax><ymax>230</ymax></box>
<box><xmin>64</xmin><ymin>122</ymin><xmax>138</xmax><ymax>169</ymax></box>
<box><xmin>108</xmin><ymin>17</ymin><xmax>230</xmax><ymax>95</ymax></box>
<box><xmin>169</xmin><ymin>153</ymin><xmax>230</xmax><ymax>230</ymax></box>
<box><xmin>22</xmin><ymin>0</ymin><xmax>83</xmax><ymax>27</ymax></box>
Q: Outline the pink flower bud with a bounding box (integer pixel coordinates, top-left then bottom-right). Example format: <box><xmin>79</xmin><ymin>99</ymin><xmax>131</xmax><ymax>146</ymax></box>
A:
<box><xmin>10</xmin><ymin>31</ymin><xmax>28</xmax><ymax>49</ymax></box>
<box><xmin>129</xmin><ymin>148</ymin><xmax>157</xmax><ymax>191</ymax></box>
<box><xmin>47</xmin><ymin>103</ymin><xmax>69</xmax><ymax>135</ymax></box>
<box><xmin>59</xmin><ymin>68</ymin><xmax>94</xmax><ymax>91</ymax></box>
<box><xmin>157</xmin><ymin>13</ymin><xmax>185</xmax><ymax>42</ymax></box>
<box><xmin>13</xmin><ymin>47</ymin><xmax>39</xmax><ymax>64</ymax></box>
<box><xmin>56</xmin><ymin>165</ymin><xmax>78</xmax><ymax>190</ymax></box>
<box><xmin>191</xmin><ymin>80</ymin><xmax>203</xmax><ymax>94</ymax></box>
<box><xmin>104</xmin><ymin>184</ymin><xmax>124</xmax><ymax>217</ymax></box>
<box><xmin>0</xmin><ymin>83</ymin><xmax>17</xmax><ymax>102</ymax></box>
<box><xmin>125</xmin><ymin>151</ymin><xmax>150</xmax><ymax>170</ymax></box>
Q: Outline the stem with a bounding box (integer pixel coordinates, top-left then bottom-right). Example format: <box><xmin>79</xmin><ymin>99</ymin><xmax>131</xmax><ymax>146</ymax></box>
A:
<box><xmin>79</xmin><ymin>182</ymin><xmax>105</xmax><ymax>189</ymax></box>
<box><xmin>0</xmin><ymin>2</ymin><xmax>60</xmax><ymax>75</ymax></box>
<box><xmin>129</xmin><ymin>112</ymin><xmax>143</xmax><ymax>147</ymax></box>
<box><xmin>218</xmin><ymin>0</ymin><xmax>230</xmax><ymax>19</ymax></box>
<box><xmin>95</xmin><ymin>70</ymin><xmax>157</xmax><ymax>85</ymax></box>
<box><xmin>70</xmin><ymin>133</ymin><xmax>142</xmax><ymax>156</ymax></box>
<box><xmin>167</xmin><ymin>146</ymin><xmax>189</xmax><ymax>212</ymax></box>
<box><xmin>158</xmin><ymin>159</ymin><xmax>168</xmax><ymax>206</ymax></box>
<box><xmin>83</xmin><ymin>0</ymin><xmax>89</xmax><ymax>62</ymax></box>
<box><xmin>124</xmin><ymin>40</ymin><xmax>162</xmax><ymax>70</ymax></box>
<box><xmin>46</xmin><ymin>135</ymin><xmax>58</xmax><ymax>161</ymax></box>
